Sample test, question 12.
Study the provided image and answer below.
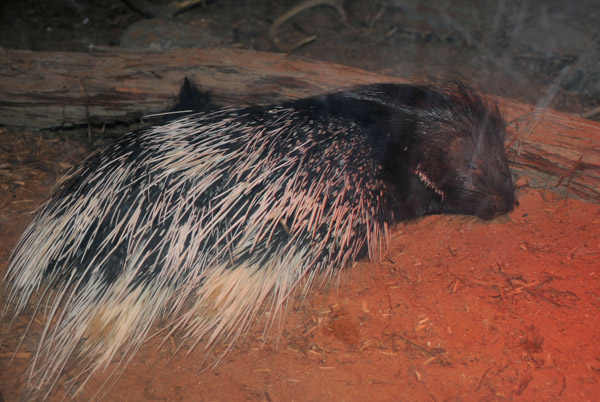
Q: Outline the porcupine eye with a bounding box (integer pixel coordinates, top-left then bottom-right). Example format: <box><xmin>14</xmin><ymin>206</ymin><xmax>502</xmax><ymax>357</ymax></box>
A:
<box><xmin>467</xmin><ymin>163</ymin><xmax>480</xmax><ymax>173</ymax></box>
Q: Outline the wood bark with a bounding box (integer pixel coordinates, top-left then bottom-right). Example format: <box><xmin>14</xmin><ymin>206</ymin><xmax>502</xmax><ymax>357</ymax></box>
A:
<box><xmin>0</xmin><ymin>47</ymin><xmax>598</xmax><ymax>202</ymax></box>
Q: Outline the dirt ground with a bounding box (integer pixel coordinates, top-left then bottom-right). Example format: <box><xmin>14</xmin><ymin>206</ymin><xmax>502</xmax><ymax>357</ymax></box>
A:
<box><xmin>1</xmin><ymin>0</ymin><xmax>600</xmax><ymax>401</ymax></box>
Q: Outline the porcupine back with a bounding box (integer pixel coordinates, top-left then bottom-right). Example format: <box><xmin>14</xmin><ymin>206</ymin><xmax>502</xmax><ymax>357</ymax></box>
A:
<box><xmin>3</xmin><ymin>81</ymin><xmax>514</xmax><ymax>396</ymax></box>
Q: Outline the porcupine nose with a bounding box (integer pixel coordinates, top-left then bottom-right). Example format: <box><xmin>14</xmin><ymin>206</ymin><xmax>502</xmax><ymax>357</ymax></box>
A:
<box><xmin>485</xmin><ymin>189</ymin><xmax>515</xmax><ymax>220</ymax></box>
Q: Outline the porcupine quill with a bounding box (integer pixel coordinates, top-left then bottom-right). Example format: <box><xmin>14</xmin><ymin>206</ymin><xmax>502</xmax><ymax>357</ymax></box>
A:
<box><xmin>3</xmin><ymin>78</ymin><xmax>515</xmax><ymax>398</ymax></box>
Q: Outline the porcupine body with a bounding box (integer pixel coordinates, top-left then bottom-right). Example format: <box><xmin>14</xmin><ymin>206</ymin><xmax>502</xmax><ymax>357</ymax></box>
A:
<box><xmin>4</xmin><ymin>80</ymin><xmax>515</xmax><ymax>396</ymax></box>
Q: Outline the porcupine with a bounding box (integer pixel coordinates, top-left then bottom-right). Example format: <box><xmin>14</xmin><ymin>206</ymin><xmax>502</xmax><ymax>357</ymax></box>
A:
<box><xmin>3</xmin><ymin>79</ymin><xmax>515</xmax><ymax>397</ymax></box>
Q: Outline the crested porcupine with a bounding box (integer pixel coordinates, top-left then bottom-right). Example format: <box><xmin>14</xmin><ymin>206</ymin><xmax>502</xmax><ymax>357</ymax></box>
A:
<box><xmin>3</xmin><ymin>79</ymin><xmax>515</xmax><ymax>397</ymax></box>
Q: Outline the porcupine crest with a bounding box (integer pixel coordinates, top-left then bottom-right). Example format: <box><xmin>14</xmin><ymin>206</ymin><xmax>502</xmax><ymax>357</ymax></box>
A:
<box><xmin>3</xmin><ymin>81</ymin><xmax>514</xmax><ymax>397</ymax></box>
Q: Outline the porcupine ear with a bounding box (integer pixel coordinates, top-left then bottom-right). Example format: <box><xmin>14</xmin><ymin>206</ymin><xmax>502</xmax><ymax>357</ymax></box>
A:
<box><xmin>169</xmin><ymin>78</ymin><xmax>214</xmax><ymax>115</ymax></box>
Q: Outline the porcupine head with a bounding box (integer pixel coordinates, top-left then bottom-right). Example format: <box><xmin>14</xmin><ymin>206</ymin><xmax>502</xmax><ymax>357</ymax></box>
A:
<box><xmin>372</xmin><ymin>83</ymin><xmax>515</xmax><ymax>222</ymax></box>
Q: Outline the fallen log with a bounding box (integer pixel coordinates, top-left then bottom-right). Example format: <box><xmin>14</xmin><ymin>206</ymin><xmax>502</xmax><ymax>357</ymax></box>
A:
<box><xmin>0</xmin><ymin>47</ymin><xmax>391</xmax><ymax>129</ymax></box>
<box><xmin>0</xmin><ymin>47</ymin><xmax>598</xmax><ymax>202</ymax></box>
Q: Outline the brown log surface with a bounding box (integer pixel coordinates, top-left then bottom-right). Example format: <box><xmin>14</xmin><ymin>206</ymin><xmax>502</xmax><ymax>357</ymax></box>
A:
<box><xmin>0</xmin><ymin>47</ymin><xmax>391</xmax><ymax>128</ymax></box>
<box><xmin>499</xmin><ymin>99</ymin><xmax>600</xmax><ymax>202</ymax></box>
<box><xmin>0</xmin><ymin>47</ymin><xmax>598</xmax><ymax>202</ymax></box>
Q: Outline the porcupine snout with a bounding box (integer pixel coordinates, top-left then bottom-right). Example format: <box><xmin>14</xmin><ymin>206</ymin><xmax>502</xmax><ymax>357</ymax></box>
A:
<box><xmin>448</xmin><ymin>172</ymin><xmax>515</xmax><ymax>221</ymax></box>
<box><xmin>477</xmin><ymin>186</ymin><xmax>515</xmax><ymax>220</ymax></box>
<box><xmin>471</xmin><ymin>157</ymin><xmax>516</xmax><ymax>220</ymax></box>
